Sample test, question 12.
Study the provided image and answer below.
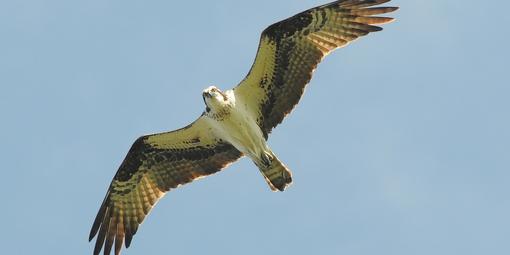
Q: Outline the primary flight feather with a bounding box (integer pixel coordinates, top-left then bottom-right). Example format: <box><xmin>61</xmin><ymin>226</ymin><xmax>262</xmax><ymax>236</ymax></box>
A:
<box><xmin>89</xmin><ymin>1</ymin><xmax>397</xmax><ymax>254</ymax></box>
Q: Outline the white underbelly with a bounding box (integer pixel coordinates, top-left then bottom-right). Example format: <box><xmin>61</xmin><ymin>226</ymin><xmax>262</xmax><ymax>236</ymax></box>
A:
<box><xmin>212</xmin><ymin>108</ymin><xmax>266</xmax><ymax>158</ymax></box>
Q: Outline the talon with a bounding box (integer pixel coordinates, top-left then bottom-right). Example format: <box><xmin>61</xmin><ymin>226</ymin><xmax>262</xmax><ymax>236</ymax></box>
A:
<box><xmin>261</xmin><ymin>153</ymin><xmax>272</xmax><ymax>167</ymax></box>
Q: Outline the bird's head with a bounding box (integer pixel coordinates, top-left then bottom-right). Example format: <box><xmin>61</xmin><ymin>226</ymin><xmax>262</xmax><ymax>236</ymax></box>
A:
<box><xmin>202</xmin><ymin>86</ymin><xmax>230</xmax><ymax>112</ymax></box>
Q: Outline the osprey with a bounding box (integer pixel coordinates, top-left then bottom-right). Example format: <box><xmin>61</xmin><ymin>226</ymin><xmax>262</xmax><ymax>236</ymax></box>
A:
<box><xmin>90</xmin><ymin>1</ymin><xmax>397</xmax><ymax>254</ymax></box>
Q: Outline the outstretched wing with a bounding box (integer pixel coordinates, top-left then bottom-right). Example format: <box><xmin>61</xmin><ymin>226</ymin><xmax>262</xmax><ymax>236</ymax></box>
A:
<box><xmin>234</xmin><ymin>0</ymin><xmax>397</xmax><ymax>138</ymax></box>
<box><xmin>89</xmin><ymin>116</ymin><xmax>242</xmax><ymax>255</ymax></box>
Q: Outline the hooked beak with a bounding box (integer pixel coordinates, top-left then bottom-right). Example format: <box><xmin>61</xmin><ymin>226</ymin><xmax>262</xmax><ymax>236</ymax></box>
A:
<box><xmin>202</xmin><ymin>91</ymin><xmax>212</xmax><ymax>99</ymax></box>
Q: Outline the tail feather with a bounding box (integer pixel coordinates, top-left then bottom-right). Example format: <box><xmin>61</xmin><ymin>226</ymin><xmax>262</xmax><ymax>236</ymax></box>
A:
<box><xmin>257</xmin><ymin>154</ymin><xmax>292</xmax><ymax>191</ymax></box>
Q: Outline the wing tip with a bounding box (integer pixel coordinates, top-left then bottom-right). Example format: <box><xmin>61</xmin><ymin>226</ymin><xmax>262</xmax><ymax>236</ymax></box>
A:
<box><xmin>88</xmin><ymin>233</ymin><xmax>96</xmax><ymax>242</ymax></box>
<box><xmin>339</xmin><ymin>0</ymin><xmax>393</xmax><ymax>8</ymax></box>
<box><xmin>374</xmin><ymin>0</ymin><xmax>393</xmax><ymax>5</ymax></box>
<box><xmin>89</xmin><ymin>212</ymin><xmax>104</xmax><ymax>242</ymax></box>
<box><xmin>379</xmin><ymin>6</ymin><xmax>399</xmax><ymax>15</ymax></box>
<box><xmin>379</xmin><ymin>16</ymin><xmax>396</xmax><ymax>25</ymax></box>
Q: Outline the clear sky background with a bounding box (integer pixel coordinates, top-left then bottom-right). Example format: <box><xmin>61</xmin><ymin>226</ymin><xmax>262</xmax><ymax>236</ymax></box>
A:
<box><xmin>1</xmin><ymin>0</ymin><xmax>509</xmax><ymax>254</ymax></box>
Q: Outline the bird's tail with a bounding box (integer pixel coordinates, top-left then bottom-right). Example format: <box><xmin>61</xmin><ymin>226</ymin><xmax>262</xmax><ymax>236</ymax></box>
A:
<box><xmin>256</xmin><ymin>152</ymin><xmax>292</xmax><ymax>191</ymax></box>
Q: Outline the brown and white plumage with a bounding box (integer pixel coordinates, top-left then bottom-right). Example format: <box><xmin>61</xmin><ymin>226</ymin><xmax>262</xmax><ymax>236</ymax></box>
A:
<box><xmin>89</xmin><ymin>117</ymin><xmax>242</xmax><ymax>255</ymax></box>
<box><xmin>90</xmin><ymin>1</ymin><xmax>397</xmax><ymax>254</ymax></box>
<box><xmin>234</xmin><ymin>0</ymin><xmax>397</xmax><ymax>138</ymax></box>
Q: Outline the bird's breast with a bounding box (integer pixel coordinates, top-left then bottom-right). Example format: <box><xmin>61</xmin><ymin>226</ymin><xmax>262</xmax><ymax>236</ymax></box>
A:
<box><xmin>213</xmin><ymin>105</ymin><xmax>266</xmax><ymax>158</ymax></box>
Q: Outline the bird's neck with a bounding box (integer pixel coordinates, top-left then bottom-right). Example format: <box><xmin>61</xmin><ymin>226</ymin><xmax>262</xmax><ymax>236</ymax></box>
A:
<box><xmin>206</xmin><ymin>104</ymin><xmax>232</xmax><ymax>121</ymax></box>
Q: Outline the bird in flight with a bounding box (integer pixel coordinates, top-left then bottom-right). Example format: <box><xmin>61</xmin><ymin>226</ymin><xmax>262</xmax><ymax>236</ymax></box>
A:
<box><xmin>89</xmin><ymin>1</ymin><xmax>397</xmax><ymax>254</ymax></box>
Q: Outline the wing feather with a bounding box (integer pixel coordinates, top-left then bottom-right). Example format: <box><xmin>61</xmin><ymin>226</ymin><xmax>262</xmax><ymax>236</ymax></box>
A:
<box><xmin>89</xmin><ymin>116</ymin><xmax>242</xmax><ymax>255</ymax></box>
<box><xmin>91</xmin><ymin>1</ymin><xmax>398</xmax><ymax>254</ymax></box>
<box><xmin>234</xmin><ymin>0</ymin><xmax>397</xmax><ymax>138</ymax></box>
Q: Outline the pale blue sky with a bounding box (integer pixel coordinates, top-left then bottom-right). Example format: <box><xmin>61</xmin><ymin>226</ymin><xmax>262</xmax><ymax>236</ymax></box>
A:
<box><xmin>1</xmin><ymin>1</ymin><xmax>509</xmax><ymax>254</ymax></box>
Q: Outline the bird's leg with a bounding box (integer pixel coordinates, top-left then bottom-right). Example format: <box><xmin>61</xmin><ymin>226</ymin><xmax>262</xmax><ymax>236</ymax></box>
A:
<box><xmin>260</xmin><ymin>151</ymin><xmax>273</xmax><ymax>168</ymax></box>
<box><xmin>253</xmin><ymin>150</ymin><xmax>292</xmax><ymax>191</ymax></box>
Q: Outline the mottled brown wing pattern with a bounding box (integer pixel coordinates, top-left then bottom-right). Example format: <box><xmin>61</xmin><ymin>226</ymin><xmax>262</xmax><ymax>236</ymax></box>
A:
<box><xmin>234</xmin><ymin>0</ymin><xmax>397</xmax><ymax>138</ymax></box>
<box><xmin>89</xmin><ymin>117</ymin><xmax>242</xmax><ymax>255</ymax></box>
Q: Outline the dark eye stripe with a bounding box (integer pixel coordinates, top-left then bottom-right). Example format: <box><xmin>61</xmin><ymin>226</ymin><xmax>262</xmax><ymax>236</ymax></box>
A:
<box><xmin>220</xmin><ymin>92</ymin><xmax>228</xmax><ymax>101</ymax></box>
